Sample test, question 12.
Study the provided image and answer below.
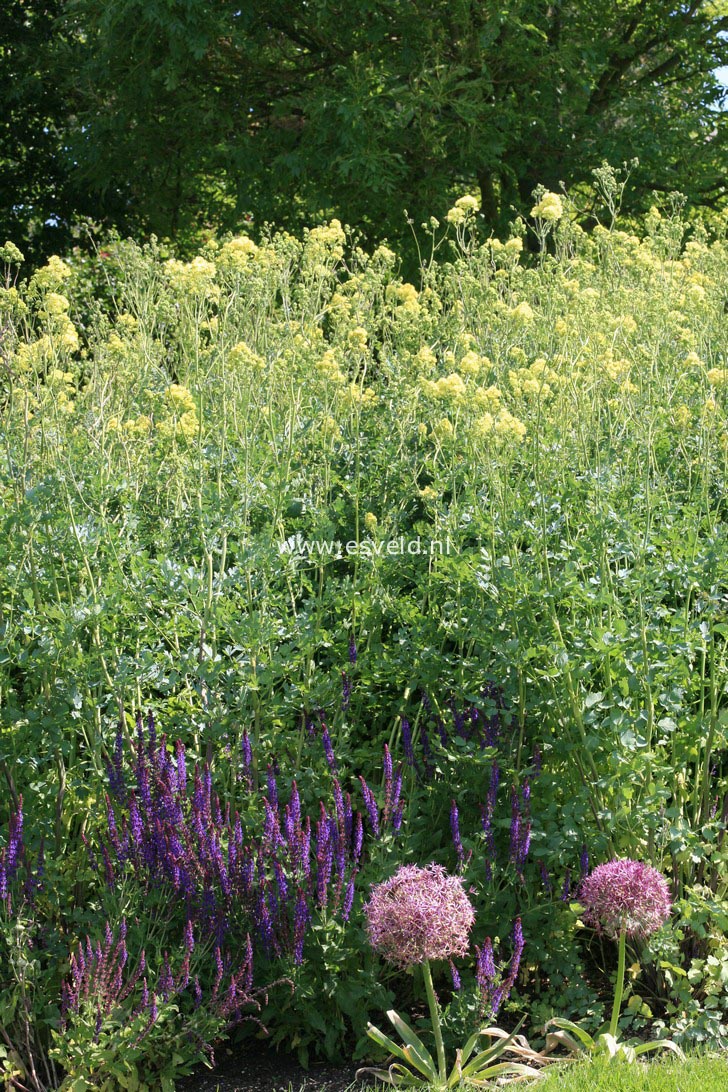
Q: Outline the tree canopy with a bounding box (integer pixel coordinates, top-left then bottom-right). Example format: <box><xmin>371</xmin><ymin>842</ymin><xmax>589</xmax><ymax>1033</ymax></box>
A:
<box><xmin>2</xmin><ymin>0</ymin><xmax>727</xmax><ymax>256</ymax></box>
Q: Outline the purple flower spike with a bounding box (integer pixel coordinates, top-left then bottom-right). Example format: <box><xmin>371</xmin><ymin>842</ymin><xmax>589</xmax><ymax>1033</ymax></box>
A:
<box><xmin>342</xmin><ymin>873</ymin><xmax>357</xmax><ymax>922</ymax></box>
<box><xmin>359</xmin><ymin>777</ymin><xmax>380</xmax><ymax>838</ymax></box>
<box><xmin>242</xmin><ymin>730</ymin><xmax>253</xmax><ymax>772</ymax></box>
<box><xmin>353</xmin><ymin>812</ymin><xmax>364</xmax><ymax>863</ymax></box>
<box><xmin>383</xmin><ymin>745</ymin><xmax>393</xmax><ymax>822</ymax></box>
<box><xmin>580</xmin><ymin>845</ymin><xmax>589</xmax><ymax>878</ymax></box>
<box><xmin>400</xmin><ymin>718</ymin><xmax>415</xmax><ymax>767</ymax></box>
<box><xmin>321</xmin><ymin>725</ymin><xmax>338</xmax><ymax>774</ymax></box>
<box><xmin>475</xmin><ymin>937</ymin><xmax>496</xmax><ymax>992</ymax></box>
<box><xmin>266</xmin><ymin>765</ymin><xmax>279</xmax><ymax>812</ymax></box>
<box><xmin>294</xmin><ymin>889</ymin><xmax>310</xmax><ymax>965</ymax></box>
<box><xmin>341</xmin><ymin>671</ymin><xmax>352</xmax><ymax>712</ymax></box>
<box><xmin>349</xmin><ymin>637</ymin><xmax>357</xmax><ymax>665</ymax></box>
<box><xmin>450</xmin><ymin>800</ymin><xmax>464</xmax><ymax>866</ymax></box>
<box><xmin>505</xmin><ymin>917</ymin><xmax>524</xmax><ymax>987</ymax></box>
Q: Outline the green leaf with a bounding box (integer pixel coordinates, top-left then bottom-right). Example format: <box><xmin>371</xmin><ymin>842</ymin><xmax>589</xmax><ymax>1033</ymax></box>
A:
<box><xmin>385</xmin><ymin>1010</ymin><xmax>437</xmax><ymax>1082</ymax></box>
<box><xmin>545</xmin><ymin>1018</ymin><xmax>595</xmax><ymax>1052</ymax></box>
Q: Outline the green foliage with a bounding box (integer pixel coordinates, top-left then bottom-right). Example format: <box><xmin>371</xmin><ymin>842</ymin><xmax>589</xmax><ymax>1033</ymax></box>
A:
<box><xmin>2</xmin><ymin>3</ymin><xmax>728</xmax><ymax>257</ymax></box>
<box><xmin>1</xmin><ymin>196</ymin><xmax>728</xmax><ymax>1081</ymax></box>
<box><xmin>533</xmin><ymin>1054</ymin><xmax>728</xmax><ymax>1092</ymax></box>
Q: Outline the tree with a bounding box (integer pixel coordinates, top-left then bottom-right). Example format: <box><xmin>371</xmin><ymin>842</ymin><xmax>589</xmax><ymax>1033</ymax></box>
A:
<box><xmin>7</xmin><ymin>2</ymin><xmax>728</xmax><ymax>253</ymax></box>
<box><xmin>0</xmin><ymin>1</ymin><xmax>81</xmax><ymax>259</ymax></box>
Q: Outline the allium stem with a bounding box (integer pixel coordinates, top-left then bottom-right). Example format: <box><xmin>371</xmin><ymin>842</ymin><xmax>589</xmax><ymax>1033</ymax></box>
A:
<box><xmin>421</xmin><ymin>958</ymin><xmax>446</xmax><ymax>1082</ymax></box>
<box><xmin>609</xmin><ymin>924</ymin><xmax>627</xmax><ymax>1039</ymax></box>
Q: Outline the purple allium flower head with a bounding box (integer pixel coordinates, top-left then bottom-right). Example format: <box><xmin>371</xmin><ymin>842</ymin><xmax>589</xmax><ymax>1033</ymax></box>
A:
<box><xmin>364</xmin><ymin>863</ymin><xmax>475</xmax><ymax>968</ymax></box>
<box><xmin>579</xmin><ymin>858</ymin><xmax>671</xmax><ymax>940</ymax></box>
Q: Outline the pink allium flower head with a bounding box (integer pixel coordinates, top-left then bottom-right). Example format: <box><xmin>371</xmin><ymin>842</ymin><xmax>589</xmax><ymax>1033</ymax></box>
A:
<box><xmin>364</xmin><ymin>863</ymin><xmax>475</xmax><ymax>968</ymax></box>
<box><xmin>579</xmin><ymin>858</ymin><xmax>671</xmax><ymax>940</ymax></box>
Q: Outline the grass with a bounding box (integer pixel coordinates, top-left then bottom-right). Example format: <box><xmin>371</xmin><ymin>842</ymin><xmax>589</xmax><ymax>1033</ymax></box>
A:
<box><xmin>273</xmin><ymin>1054</ymin><xmax>728</xmax><ymax>1091</ymax></box>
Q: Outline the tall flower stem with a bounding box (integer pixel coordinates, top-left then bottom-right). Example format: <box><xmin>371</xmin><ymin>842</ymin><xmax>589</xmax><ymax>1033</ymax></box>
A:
<box><xmin>609</xmin><ymin>924</ymin><xmax>627</xmax><ymax>1039</ymax></box>
<box><xmin>421</xmin><ymin>958</ymin><xmax>447</xmax><ymax>1081</ymax></box>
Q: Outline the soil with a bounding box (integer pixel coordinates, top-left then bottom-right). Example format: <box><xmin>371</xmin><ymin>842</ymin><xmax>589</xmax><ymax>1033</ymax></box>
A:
<box><xmin>176</xmin><ymin>1040</ymin><xmax>370</xmax><ymax>1092</ymax></box>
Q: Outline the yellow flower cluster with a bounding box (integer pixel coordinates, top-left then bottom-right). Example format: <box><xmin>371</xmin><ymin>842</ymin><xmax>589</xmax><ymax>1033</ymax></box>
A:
<box><xmin>218</xmin><ymin>236</ymin><xmax>258</xmax><ymax>271</ymax></box>
<box><xmin>446</xmin><ymin>194</ymin><xmax>480</xmax><ymax>226</ymax></box>
<box><xmin>229</xmin><ymin>341</ymin><xmax>265</xmax><ymax>371</ymax></box>
<box><xmin>459</xmin><ymin>350</ymin><xmax>488</xmax><ymax>377</ymax></box>
<box><xmin>509</xmin><ymin>358</ymin><xmax>559</xmax><ymax>399</ymax></box>
<box><xmin>343</xmin><ymin>383</ymin><xmax>377</xmax><ymax>407</ymax></box>
<box><xmin>601</xmin><ymin>356</ymin><xmax>632</xmax><ymax>383</ymax></box>
<box><xmin>430</xmin><ymin>417</ymin><xmax>455</xmax><ymax>441</ymax></box>
<box><xmin>421</xmin><ymin>373</ymin><xmax>467</xmax><ymax>401</ymax></box>
<box><xmin>414</xmin><ymin>346</ymin><xmax>437</xmax><ymax>373</ymax></box>
<box><xmin>43</xmin><ymin>292</ymin><xmax>70</xmax><ymax>316</ymax></box>
<box><xmin>674</xmin><ymin>405</ymin><xmax>691</xmax><ymax>429</ymax></box>
<box><xmin>511</xmin><ymin>301</ymin><xmax>535</xmax><ymax>322</ymax></box>
<box><xmin>531</xmin><ymin>192</ymin><xmax>564</xmax><ymax>222</ymax></box>
<box><xmin>164</xmin><ymin>256</ymin><xmax>218</xmax><ymax>297</ymax></box>
<box><xmin>165</xmin><ymin>384</ymin><xmax>197</xmax><ymax>414</ymax></box>
<box><xmin>125</xmin><ymin>415</ymin><xmax>153</xmax><ymax>438</ymax></box>
<box><xmin>31</xmin><ymin>255</ymin><xmax>72</xmax><ymax>292</ymax></box>
<box><xmin>14</xmin><ymin>337</ymin><xmax>51</xmax><ymax>372</ymax></box>
<box><xmin>304</xmin><ymin>220</ymin><xmax>346</xmax><ymax>265</ymax></box>
<box><xmin>347</xmin><ymin>327</ymin><xmax>368</xmax><ymax>351</ymax></box>
<box><xmin>155</xmin><ymin>384</ymin><xmax>200</xmax><ymax>442</ymax></box>
<box><xmin>317</xmin><ymin>348</ymin><xmax>346</xmax><ymax>383</ymax></box>
<box><xmin>0</xmin><ymin>241</ymin><xmax>24</xmax><ymax>264</ymax></box>
<box><xmin>473</xmin><ymin>385</ymin><xmax>502</xmax><ymax>412</ymax></box>
<box><xmin>474</xmin><ymin>408</ymin><xmax>527</xmax><ymax>443</ymax></box>
<box><xmin>386</xmin><ymin>282</ymin><xmax>420</xmax><ymax>314</ymax></box>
